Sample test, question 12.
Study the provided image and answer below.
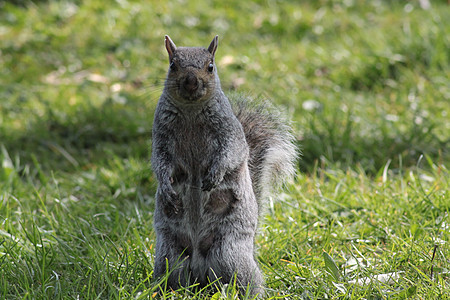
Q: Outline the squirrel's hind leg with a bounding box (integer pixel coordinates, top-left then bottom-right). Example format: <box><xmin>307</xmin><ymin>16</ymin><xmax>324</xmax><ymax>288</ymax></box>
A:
<box><xmin>153</xmin><ymin>230</ymin><xmax>193</xmax><ymax>291</ymax></box>
<box><xmin>206</xmin><ymin>238</ymin><xmax>264</xmax><ymax>297</ymax></box>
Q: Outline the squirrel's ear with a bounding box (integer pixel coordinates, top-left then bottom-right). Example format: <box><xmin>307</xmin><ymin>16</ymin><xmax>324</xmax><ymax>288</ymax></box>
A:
<box><xmin>165</xmin><ymin>35</ymin><xmax>177</xmax><ymax>61</ymax></box>
<box><xmin>207</xmin><ymin>35</ymin><xmax>219</xmax><ymax>57</ymax></box>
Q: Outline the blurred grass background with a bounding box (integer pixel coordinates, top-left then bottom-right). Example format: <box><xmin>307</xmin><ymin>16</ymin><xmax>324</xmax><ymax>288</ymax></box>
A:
<box><xmin>0</xmin><ymin>0</ymin><xmax>449</xmax><ymax>299</ymax></box>
<box><xmin>1</xmin><ymin>0</ymin><xmax>448</xmax><ymax>174</ymax></box>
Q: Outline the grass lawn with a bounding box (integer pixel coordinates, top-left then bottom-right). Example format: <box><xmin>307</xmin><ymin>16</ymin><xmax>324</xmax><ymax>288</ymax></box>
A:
<box><xmin>1</xmin><ymin>0</ymin><xmax>449</xmax><ymax>298</ymax></box>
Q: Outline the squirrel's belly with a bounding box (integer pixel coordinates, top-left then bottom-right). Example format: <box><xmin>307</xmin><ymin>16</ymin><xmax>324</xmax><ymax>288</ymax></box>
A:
<box><xmin>175</xmin><ymin>187</ymin><xmax>235</xmax><ymax>257</ymax></box>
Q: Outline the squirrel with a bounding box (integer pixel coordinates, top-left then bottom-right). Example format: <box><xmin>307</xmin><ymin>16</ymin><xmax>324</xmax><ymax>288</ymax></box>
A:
<box><xmin>151</xmin><ymin>35</ymin><xmax>297</xmax><ymax>296</ymax></box>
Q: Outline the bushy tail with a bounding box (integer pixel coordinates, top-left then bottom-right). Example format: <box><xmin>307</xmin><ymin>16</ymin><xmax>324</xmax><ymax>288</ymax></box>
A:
<box><xmin>230</xmin><ymin>93</ymin><xmax>298</xmax><ymax>210</ymax></box>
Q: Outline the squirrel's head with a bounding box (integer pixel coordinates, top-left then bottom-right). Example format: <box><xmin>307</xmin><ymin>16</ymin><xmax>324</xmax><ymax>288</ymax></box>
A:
<box><xmin>164</xmin><ymin>35</ymin><xmax>220</xmax><ymax>104</ymax></box>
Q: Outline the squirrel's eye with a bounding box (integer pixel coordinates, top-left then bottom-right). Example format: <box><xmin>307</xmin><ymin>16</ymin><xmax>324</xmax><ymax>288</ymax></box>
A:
<box><xmin>170</xmin><ymin>62</ymin><xmax>177</xmax><ymax>71</ymax></box>
<box><xmin>207</xmin><ymin>63</ymin><xmax>214</xmax><ymax>73</ymax></box>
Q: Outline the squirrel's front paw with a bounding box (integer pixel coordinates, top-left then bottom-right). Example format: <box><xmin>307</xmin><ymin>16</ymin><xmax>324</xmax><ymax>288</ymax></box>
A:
<box><xmin>162</xmin><ymin>190</ymin><xmax>183</xmax><ymax>217</ymax></box>
<box><xmin>202</xmin><ymin>170</ymin><xmax>224</xmax><ymax>192</ymax></box>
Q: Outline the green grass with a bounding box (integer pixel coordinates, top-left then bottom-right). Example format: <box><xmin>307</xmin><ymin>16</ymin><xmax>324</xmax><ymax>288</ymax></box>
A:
<box><xmin>0</xmin><ymin>0</ymin><xmax>449</xmax><ymax>298</ymax></box>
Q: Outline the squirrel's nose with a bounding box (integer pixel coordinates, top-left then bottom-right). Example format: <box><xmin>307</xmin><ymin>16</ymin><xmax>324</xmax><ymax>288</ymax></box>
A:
<box><xmin>183</xmin><ymin>74</ymin><xmax>199</xmax><ymax>92</ymax></box>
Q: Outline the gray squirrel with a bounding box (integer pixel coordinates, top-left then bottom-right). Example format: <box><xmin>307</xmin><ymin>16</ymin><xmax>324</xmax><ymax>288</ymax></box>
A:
<box><xmin>151</xmin><ymin>35</ymin><xmax>297</xmax><ymax>296</ymax></box>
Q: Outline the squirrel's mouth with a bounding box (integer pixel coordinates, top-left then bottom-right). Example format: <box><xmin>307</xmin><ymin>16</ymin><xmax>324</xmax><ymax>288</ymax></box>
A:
<box><xmin>178</xmin><ymin>77</ymin><xmax>207</xmax><ymax>102</ymax></box>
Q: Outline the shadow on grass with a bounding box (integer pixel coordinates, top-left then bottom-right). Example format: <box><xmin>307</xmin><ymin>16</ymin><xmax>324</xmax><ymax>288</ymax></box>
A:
<box><xmin>1</xmin><ymin>97</ymin><xmax>152</xmax><ymax>174</ymax></box>
<box><xmin>1</xmin><ymin>98</ymin><xmax>448</xmax><ymax>177</ymax></box>
<box><xmin>298</xmin><ymin>112</ymin><xmax>449</xmax><ymax>173</ymax></box>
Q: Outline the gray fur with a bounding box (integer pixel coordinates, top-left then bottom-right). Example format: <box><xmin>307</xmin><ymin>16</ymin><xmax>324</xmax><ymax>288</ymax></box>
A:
<box><xmin>151</xmin><ymin>35</ymin><xmax>297</xmax><ymax>296</ymax></box>
<box><xmin>231</xmin><ymin>93</ymin><xmax>298</xmax><ymax>213</ymax></box>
